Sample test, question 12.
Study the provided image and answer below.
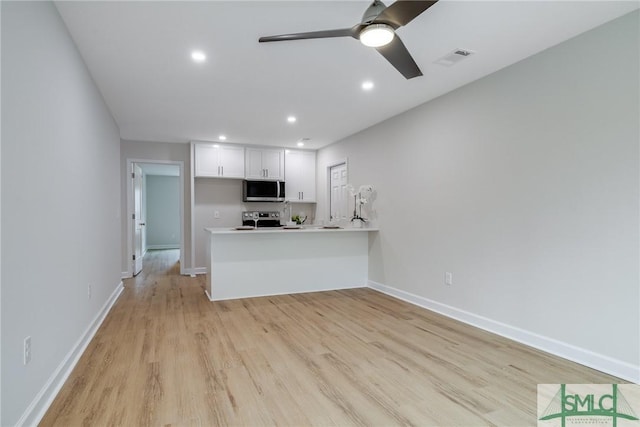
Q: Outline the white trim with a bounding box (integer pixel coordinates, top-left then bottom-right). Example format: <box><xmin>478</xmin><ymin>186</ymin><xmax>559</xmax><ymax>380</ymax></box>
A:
<box><xmin>209</xmin><ymin>284</ymin><xmax>367</xmax><ymax>302</ymax></box>
<box><xmin>146</xmin><ymin>244</ymin><xmax>180</xmax><ymax>250</ymax></box>
<box><xmin>121</xmin><ymin>271</ymin><xmax>131</xmax><ymax>279</ymax></box>
<box><xmin>126</xmin><ymin>159</ymin><xmax>186</xmax><ymax>277</ymax></box>
<box><xmin>17</xmin><ymin>281</ymin><xmax>124</xmax><ymax>427</ymax></box>
<box><xmin>190</xmin><ymin>142</ymin><xmax>196</xmax><ymax>274</ymax></box>
<box><xmin>184</xmin><ymin>267</ymin><xmax>207</xmax><ymax>276</ymax></box>
<box><xmin>368</xmin><ymin>280</ymin><xmax>640</xmax><ymax>384</ymax></box>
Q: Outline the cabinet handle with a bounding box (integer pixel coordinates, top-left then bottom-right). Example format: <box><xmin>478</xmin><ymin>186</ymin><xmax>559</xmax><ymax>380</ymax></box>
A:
<box><xmin>221</xmin><ymin>166</ymin><xmax>224</xmax><ymax>176</ymax></box>
<box><xmin>217</xmin><ymin>166</ymin><xmax>220</xmax><ymax>175</ymax></box>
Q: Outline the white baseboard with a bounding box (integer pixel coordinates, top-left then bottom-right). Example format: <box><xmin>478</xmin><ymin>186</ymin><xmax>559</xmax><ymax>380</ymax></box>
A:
<box><xmin>121</xmin><ymin>271</ymin><xmax>131</xmax><ymax>279</ymax></box>
<box><xmin>184</xmin><ymin>267</ymin><xmax>207</xmax><ymax>276</ymax></box>
<box><xmin>17</xmin><ymin>281</ymin><xmax>125</xmax><ymax>427</ymax></box>
<box><xmin>368</xmin><ymin>280</ymin><xmax>639</xmax><ymax>384</ymax></box>
<box><xmin>146</xmin><ymin>244</ymin><xmax>180</xmax><ymax>250</ymax></box>
<box><xmin>207</xmin><ymin>284</ymin><xmax>367</xmax><ymax>302</ymax></box>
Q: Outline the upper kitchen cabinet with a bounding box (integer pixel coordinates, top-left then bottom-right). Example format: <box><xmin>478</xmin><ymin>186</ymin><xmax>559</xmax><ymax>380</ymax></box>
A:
<box><xmin>245</xmin><ymin>148</ymin><xmax>284</xmax><ymax>180</ymax></box>
<box><xmin>194</xmin><ymin>143</ymin><xmax>245</xmax><ymax>178</ymax></box>
<box><xmin>285</xmin><ymin>149</ymin><xmax>316</xmax><ymax>203</ymax></box>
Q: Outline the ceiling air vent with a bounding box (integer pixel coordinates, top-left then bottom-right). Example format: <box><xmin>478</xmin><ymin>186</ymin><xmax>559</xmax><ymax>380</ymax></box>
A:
<box><xmin>434</xmin><ymin>49</ymin><xmax>475</xmax><ymax>67</ymax></box>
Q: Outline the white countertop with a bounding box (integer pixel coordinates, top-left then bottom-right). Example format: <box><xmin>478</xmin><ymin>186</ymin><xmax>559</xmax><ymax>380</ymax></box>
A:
<box><xmin>205</xmin><ymin>226</ymin><xmax>378</xmax><ymax>235</ymax></box>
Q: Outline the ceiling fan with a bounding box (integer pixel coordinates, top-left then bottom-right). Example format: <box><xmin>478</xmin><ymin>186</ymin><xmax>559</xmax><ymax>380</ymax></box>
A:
<box><xmin>258</xmin><ymin>0</ymin><xmax>438</xmax><ymax>80</ymax></box>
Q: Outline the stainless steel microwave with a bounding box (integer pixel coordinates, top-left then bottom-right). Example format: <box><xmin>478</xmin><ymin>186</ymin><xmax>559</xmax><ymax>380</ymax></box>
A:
<box><xmin>242</xmin><ymin>180</ymin><xmax>285</xmax><ymax>202</ymax></box>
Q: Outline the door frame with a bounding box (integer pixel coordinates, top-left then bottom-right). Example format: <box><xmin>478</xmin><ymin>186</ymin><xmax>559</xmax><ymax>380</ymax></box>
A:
<box><xmin>133</xmin><ymin>163</ymin><xmax>144</xmax><ymax>275</ymax></box>
<box><xmin>326</xmin><ymin>158</ymin><xmax>348</xmax><ymax>223</ymax></box>
<box><xmin>125</xmin><ymin>158</ymin><xmax>186</xmax><ymax>277</ymax></box>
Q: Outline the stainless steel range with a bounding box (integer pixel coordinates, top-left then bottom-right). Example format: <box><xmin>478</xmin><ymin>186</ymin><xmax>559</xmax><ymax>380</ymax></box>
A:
<box><xmin>242</xmin><ymin>211</ymin><xmax>282</xmax><ymax>228</ymax></box>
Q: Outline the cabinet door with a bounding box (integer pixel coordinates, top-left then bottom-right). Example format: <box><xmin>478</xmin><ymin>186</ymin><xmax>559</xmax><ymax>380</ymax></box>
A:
<box><xmin>285</xmin><ymin>150</ymin><xmax>316</xmax><ymax>202</ymax></box>
<box><xmin>219</xmin><ymin>145</ymin><xmax>245</xmax><ymax>178</ymax></box>
<box><xmin>245</xmin><ymin>148</ymin><xmax>284</xmax><ymax>180</ymax></box>
<box><xmin>262</xmin><ymin>149</ymin><xmax>284</xmax><ymax>180</ymax></box>
<box><xmin>298</xmin><ymin>150</ymin><xmax>316</xmax><ymax>201</ymax></box>
<box><xmin>244</xmin><ymin>148</ymin><xmax>264</xmax><ymax>179</ymax></box>
<box><xmin>194</xmin><ymin>143</ymin><xmax>221</xmax><ymax>177</ymax></box>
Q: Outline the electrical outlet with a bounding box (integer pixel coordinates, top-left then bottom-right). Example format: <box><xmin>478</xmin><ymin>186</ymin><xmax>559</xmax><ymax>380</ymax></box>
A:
<box><xmin>88</xmin><ymin>284</ymin><xmax>92</xmax><ymax>300</ymax></box>
<box><xmin>445</xmin><ymin>272</ymin><xmax>453</xmax><ymax>286</ymax></box>
<box><xmin>24</xmin><ymin>336</ymin><xmax>32</xmax><ymax>365</ymax></box>
<box><xmin>214</xmin><ymin>211</ymin><xmax>220</xmax><ymax>219</ymax></box>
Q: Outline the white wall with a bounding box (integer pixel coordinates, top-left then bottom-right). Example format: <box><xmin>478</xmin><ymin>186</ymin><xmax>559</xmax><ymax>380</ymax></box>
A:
<box><xmin>317</xmin><ymin>11</ymin><xmax>639</xmax><ymax>378</ymax></box>
<box><xmin>146</xmin><ymin>175</ymin><xmax>180</xmax><ymax>249</ymax></box>
<box><xmin>1</xmin><ymin>2</ymin><xmax>122</xmax><ymax>425</ymax></box>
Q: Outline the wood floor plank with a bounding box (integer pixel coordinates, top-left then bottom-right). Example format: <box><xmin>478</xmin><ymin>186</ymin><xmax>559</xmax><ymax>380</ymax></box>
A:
<box><xmin>40</xmin><ymin>249</ymin><xmax>623</xmax><ymax>426</ymax></box>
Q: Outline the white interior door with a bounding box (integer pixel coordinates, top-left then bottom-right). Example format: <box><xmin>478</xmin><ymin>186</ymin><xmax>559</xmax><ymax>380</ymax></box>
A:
<box><xmin>133</xmin><ymin>164</ymin><xmax>144</xmax><ymax>275</ymax></box>
<box><xmin>329</xmin><ymin>163</ymin><xmax>348</xmax><ymax>223</ymax></box>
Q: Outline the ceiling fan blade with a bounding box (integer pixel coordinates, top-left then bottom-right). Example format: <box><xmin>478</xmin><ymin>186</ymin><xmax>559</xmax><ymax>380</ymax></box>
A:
<box><xmin>375</xmin><ymin>35</ymin><xmax>422</xmax><ymax>79</ymax></box>
<box><xmin>259</xmin><ymin>27</ymin><xmax>358</xmax><ymax>43</ymax></box>
<box><xmin>374</xmin><ymin>0</ymin><xmax>438</xmax><ymax>27</ymax></box>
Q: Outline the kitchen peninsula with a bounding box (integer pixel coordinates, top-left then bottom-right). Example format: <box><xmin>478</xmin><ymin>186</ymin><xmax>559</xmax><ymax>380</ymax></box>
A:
<box><xmin>204</xmin><ymin>227</ymin><xmax>378</xmax><ymax>301</ymax></box>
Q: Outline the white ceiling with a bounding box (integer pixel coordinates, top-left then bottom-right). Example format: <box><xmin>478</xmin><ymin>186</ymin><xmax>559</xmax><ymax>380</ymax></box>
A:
<box><xmin>55</xmin><ymin>1</ymin><xmax>638</xmax><ymax>150</ymax></box>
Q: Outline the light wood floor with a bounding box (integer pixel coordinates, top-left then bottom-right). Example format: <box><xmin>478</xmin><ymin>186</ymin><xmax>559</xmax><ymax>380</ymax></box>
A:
<box><xmin>41</xmin><ymin>249</ymin><xmax>620</xmax><ymax>426</ymax></box>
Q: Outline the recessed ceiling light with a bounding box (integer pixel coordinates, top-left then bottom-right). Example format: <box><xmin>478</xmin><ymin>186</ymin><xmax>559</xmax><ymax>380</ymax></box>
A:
<box><xmin>362</xmin><ymin>81</ymin><xmax>374</xmax><ymax>90</ymax></box>
<box><xmin>297</xmin><ymin>142</ymin><xmax>304</xmax><ymax>147</ymax></box>
<box><xmin>212</xmin><ymin>144</ymin><xmax>220</xmax><ymax>148</ymax></box>
<box><xmin>218</xmin><ymin>135</ymin><xmax>227</xmax><ymax>141</ymax></box>
<box><xmin>287</xmin><ymin>116</ymin><xmax>297</xmax><ymax>123</ymax></box>
<box><xmin>191</xmin><ymin>50</ymin><xmax>206</xmax><ymax>63</ymax></box>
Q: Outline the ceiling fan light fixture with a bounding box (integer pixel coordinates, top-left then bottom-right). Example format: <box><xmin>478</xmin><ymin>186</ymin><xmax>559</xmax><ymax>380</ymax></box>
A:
<box><xmin>359</xmin><ymin>24</ymin><xmax>394</xmax><ymax>48</ymax></box>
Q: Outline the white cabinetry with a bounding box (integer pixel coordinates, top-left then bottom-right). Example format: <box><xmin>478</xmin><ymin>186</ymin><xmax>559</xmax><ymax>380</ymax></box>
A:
<box><xmin>194</xmin><ymin>143</ymin><xmax>245</xmax><ymax>178</ymax></box>
<box><xmin>285</xmin><ymin>150</ymin><xmax>316</xmax><ymax>202</ymax></box>
<box><xmin>245</xmin><ymin>148</ymin><xmax>284</xmax><ymax>180</ymax></box>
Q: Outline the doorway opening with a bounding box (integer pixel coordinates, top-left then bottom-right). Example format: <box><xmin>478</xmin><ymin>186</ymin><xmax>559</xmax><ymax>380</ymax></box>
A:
<box><xmin>126</xmin><ymin>159</ymin><xmax>185</xmax><ymax>277</ymax></box>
